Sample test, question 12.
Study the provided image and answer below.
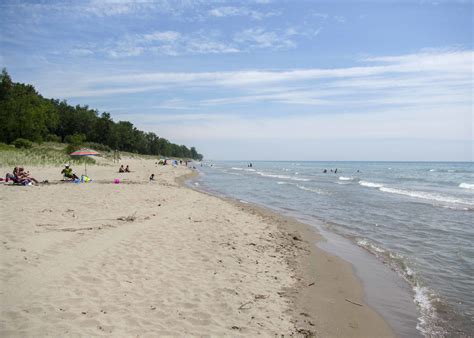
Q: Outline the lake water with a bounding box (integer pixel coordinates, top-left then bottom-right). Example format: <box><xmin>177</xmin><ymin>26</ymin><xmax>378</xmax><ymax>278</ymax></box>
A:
<box><xmin>192</xmin><ymin>161</ymin><xmax>473</xmax><ymax>336</ymax></box>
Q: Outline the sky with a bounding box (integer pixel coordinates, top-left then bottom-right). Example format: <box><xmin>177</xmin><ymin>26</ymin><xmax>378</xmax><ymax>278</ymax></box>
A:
<box><xmin>1</xmin><ymin>0</ymin><xmax>472</xmax><ymax>161</ymax></box>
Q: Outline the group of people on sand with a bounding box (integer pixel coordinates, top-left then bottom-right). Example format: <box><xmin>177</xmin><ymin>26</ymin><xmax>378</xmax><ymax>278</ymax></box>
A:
<box><xmin>5</xmin><ymin>167</ymin><xmax>39</xmax><ymax>185</ymax></box>
<box><xmin>4</xmin><ymin>160</ymin><xmax>191</xmax><ymax>186</ymax></box>
<box><xmin>118</xmin><ymin>165</ymin><xmax>131</xmax><ymax>173</ymax></box>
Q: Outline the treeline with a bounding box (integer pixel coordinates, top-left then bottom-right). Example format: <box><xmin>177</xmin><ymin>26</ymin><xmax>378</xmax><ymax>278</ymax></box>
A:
<box><xmin>0</xmin><ymin>69</ymin><xmax>203</xmax><ymax>160</ymax></box>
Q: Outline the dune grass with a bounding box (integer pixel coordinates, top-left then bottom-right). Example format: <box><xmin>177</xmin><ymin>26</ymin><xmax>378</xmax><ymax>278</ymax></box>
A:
<box><xmin>0</xmin><ymin>142</ymin><xmax>99</xmax><ymax>167</ymax></box>
<box><xmin>0</xmin><ymin>142</ymin><xmax>173</xmax><ymax>169</ymax></box>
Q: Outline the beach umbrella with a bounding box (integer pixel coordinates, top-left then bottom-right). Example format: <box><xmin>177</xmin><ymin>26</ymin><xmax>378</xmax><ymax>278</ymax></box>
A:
<box><xmin>69</xmin><ymin>149</ymin><xmax>99</xmax><ymax>176</ymax></box>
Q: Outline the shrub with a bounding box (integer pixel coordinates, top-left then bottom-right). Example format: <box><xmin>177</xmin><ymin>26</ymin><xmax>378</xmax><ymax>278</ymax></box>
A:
<box><xmin>65</xmin><ymin>133</ymin><xmax>86</xmax><ymax>146</ymax></box>
<box><xmin>45</xmin><ymin>134</ymin><xmax>61</xmax><ymax>142</ymax></box>
<box><xmin>83</xmin><ymin>142</ymin><xmax>111</xmax><ymax>152</ymax></box>
<box><xmin>0</xmin><ymin>143</ymin><xmax>14</xmax><ymax>151</ymax></box>
<box><xmin>13</xmin><ymin>138</ymin><xmax>33</xmax><ymax>149</ymax></box>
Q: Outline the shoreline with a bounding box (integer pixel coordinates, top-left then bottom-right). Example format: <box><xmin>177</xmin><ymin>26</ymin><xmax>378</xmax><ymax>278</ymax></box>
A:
<box><xmin>183</xmin><ymin>172</ymin><xmax>399</xmax><ymax>336</ymax></box>
<box><xmin>1</xmin><ymin>158</ymin><xmax>395</xmax><ymax>336</ymax></box>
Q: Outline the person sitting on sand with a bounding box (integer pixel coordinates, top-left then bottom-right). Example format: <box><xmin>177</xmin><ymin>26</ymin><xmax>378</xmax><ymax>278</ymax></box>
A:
<box><xmin>5</xmin><ymin>167</ymin><xmax>20</xmax><ymax>183</ymax></box>
<box><xmin>17</xmin><ymin>167</ymin><xmax>39</xmax><ymax>185</ymax></box>
<box><xmin>149</xmin><ymin>174</ymin><xmax>155</xmax><ymax>181</ymax></box>
<box><xmin>125</xmin><ymin>165</ymin><xmax>130</xmax><ymax>173</ymax></box>
<box><xmin>61</xmin><ymin>164</ymin><xmax>79</xmax><ymax>180</ymax></box>
<box><xmin>119</xmin><ymin>165</ymin><xmax>125</xmax><ymax>173</ymax></box>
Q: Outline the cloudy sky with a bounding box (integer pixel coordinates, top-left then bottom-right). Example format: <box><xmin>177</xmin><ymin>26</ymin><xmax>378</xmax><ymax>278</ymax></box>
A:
<box><xmin>1</xmin><ymin>0</ymin><xmax>472</xmax><ymax>161</ymax></box>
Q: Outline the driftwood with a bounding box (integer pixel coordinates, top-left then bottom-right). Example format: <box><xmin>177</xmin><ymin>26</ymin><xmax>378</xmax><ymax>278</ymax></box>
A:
<box><xmin>345</xmin><ymin>298</ymin><xmax>363</xmax><ymax>307</ymax></box>
<box><xmin>238</xmin><ymin>301</ymin><xmax>252</xmax><ymax>310</ymax></box>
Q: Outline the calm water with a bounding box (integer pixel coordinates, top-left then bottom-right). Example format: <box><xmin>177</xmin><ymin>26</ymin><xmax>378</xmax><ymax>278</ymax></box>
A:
<box><xmin>193</xmin><ymin>161</ymin><xmax>473</xmax><ymax>336</ymax></box>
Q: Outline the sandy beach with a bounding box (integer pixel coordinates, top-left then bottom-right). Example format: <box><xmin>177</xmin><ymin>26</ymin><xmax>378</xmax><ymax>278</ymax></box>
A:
<box><xmin>0</xmin><ymin>158</ymin><xmax>395</xmax><ymax>336</ymax></box>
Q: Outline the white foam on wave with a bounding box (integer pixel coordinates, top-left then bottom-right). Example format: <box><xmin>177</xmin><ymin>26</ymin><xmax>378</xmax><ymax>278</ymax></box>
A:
<box><xmin>357</xmin><ymin>239</ymin><xmax>386</xmax><ymax>253</ymax></box>
<box><xmin>194</xmin><ymin>182</ymin><xmax>200</xmax><ymax>186</ymax></box>
<box><xmin>413</xmin><ymin>285</ymin><xmax>439</xmax><ymax>335</ymax></box>
<box><xmin>379</xmin><ymin>187</ymin><xmax>473</xmax><ymax>206</ymax></box>
<box><xmin>224</xmin><ymin>170</ymin><xmax>242</xmax><ymax>176</ymax></box>
<box><xmin>245</xmin><ymin>168</ymin><xmax>256</xmax><ymax>172</ymax></box>
<box><xmin>231</xmin><ymin>167</ymin><xmax>244</xmax><ymax>171</ymax></box>
<box><xmin>339</xmin><ymin>176</ymin><xmax>353</xmax><ymax>181</ymax></box>
<box><xmin>459</xmin><ymin>183</ymin><xmax>474</xmax><ymax>190</ymax></box>
<box><xmin>429</xmin><ymin>169</ymin><xmax>436</xmax><ymax>172</ymax></box>
<box><xmin>296</xmin><ymin>184</ymin><xmax>325</xmax><ymax>194</ymax></box>
<box><xmin>356</xmin><ymin>238</ymin><xmax>444</xmax><ymax>336</ymax></box>
<box><xmin>256</xmin><ymin>171</ymin><xmax>310</xmax><ymax>182</ymax></box>
<box><xmin>276</xmin><ymin>181</ymin><xmax>288</xmax><ymax>185</ymax></box>
<box><xmin>359</xmin><ymin>180</ymin><xmax>384</xmax><ymax>188</ymax></box>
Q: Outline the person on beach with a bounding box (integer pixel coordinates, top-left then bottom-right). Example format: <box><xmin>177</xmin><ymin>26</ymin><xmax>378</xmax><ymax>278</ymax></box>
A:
<box><xmin>61</xmin><ymin>164</ymin><xmax>79</xmax><ymax>180</ymax></box>
<box><xmin>5</xmin><ymin>167</ymin><xmax>20</xmax><ymax>183</ymax></box>
<box><xmin>125</xmin><ymin>165</ymin><xmax>130</xmax><ymax>173</ymax></box>
<box><xmin>335</xmin><ymin>168</ymin><xmax>338</xmax><ymax>174</ymax></box>
<box><xmin>119</xmin><ymin>165</ymin><xmax>125</xmax><ymax>173</ymax></box>
<box><xmin>149</xmin><ymin>174</ymin><xmax>155</xmax><ymax>181</ymax></box>
<box><xmin>323</xmin><ymin>169</ymin><xmax>327</xmax><ymax>173</ymax></box>
<box><xmin>17</xmin><ymin>168</ymin><xmax>39</xmax><ymax>185</ymax></box>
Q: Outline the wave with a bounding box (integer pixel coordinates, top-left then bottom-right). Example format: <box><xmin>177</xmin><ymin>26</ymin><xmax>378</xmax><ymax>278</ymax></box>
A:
<box><xmin>256</xmin><ymin>171</ymin><xmax>310</xmax><ymax>182</ymax></box>
<box><xmin>245</xmin><ymin>168</ymin><xmax>256</xmax><ymax>172</ymax></box>
<box><xmin>379</xmin><ymin>187</ymin><xmax>473</xmax><ymax>206</ymax></box>
<box><xmin>357</xmin><ymin>239</ymin><xmax>386</xmax><ymax>253</ymax></box>
<box><xmin>223</xmin><ymin>170</ymin><xmax>242</xmax><ymax>176</ymax></box>
<box><xmin>359</xmin><ymin>180</ymin><xmax>384</xmax><ymax>188</ymax></box>
<box><xmin>356</xmin><ymin>238</ymin><xmax>445</xmax><ymax>336</ymax></box>
<box><xmin>296</xmin><ymin>184</ymin><xmax>325</xmax><ymax>194</ymax></box>
<box><xmin>459</xmin><ymin>183</ymin><xmax>474</xmax><ymax>190</ymax></box>
<box><xmin>231</xmin><ymin>167</ymin><xmax>244</xmax><ymax>171</ymax></box>
<box><xmin>338</xmin><ymin>176</ymin><xmax>354</xmax><ymax>181</ymax></box>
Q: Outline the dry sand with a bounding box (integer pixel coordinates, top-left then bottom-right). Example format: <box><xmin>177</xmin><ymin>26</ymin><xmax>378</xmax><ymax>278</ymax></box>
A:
<box><xmin>0</xmin><ymin>158</ymin><xmax>395</xmax><ymax>336</ymax></box>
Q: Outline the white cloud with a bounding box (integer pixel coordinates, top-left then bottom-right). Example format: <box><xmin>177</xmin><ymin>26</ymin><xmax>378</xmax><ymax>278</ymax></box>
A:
<box><xmin>234</xmin><ymin>28</ymin><xmax>296</xmax><ymax>49</ymax></box>
<box><xmin>100</xmin><ymin>25</ymin><xmax>307</xmax><ymax>57</ymax></box>
<box><xmin>69</xmin><ymin>48</ymin><xmax>95</xmax><ymax>56</ymax></box>
<box><xmin>208</xmin><ymin>6</ymin><xmax>279</xmax><ymax>20</ymax></box>
<box><xmin>124</xmin><ymin>105</ymin><xmax>472</xmax><ymax>143</ymax></box>
<box><xmin>96</xmin><ymin>49</ymin><xmax>466</xmax><ymax>86</ymax></box>
<box><xmin>41</xmin><ymin>50</ymin><xmax>473</xmax><ymax>141</ymax></box>
<box><xmin>143</xmin><ymin>31</ymin><xmax>181</xmax><ymax>42</ymax></box>
<box><xmin>311</xmin><ymin>12</ymin><xmax>329</xmax><ymax>19</ymax></box>
<box><xmin>84</xmin><ymin>0</ymin><xmax>155</xmax><ymax>17</ymax></box>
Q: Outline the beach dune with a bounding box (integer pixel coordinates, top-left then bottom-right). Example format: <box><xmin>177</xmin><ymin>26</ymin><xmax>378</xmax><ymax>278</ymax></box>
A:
<box><xmin>0</xmin><ymin>159</ymin><xmax>394</xmax><ymax>336</ymax></box>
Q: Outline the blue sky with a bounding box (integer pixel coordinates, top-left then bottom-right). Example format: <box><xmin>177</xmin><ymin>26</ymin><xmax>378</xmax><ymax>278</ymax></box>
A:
<box><xmin>1</xmin><ymin>0</ymin><xmax>472</xmax><ymax>161</ymax></box>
